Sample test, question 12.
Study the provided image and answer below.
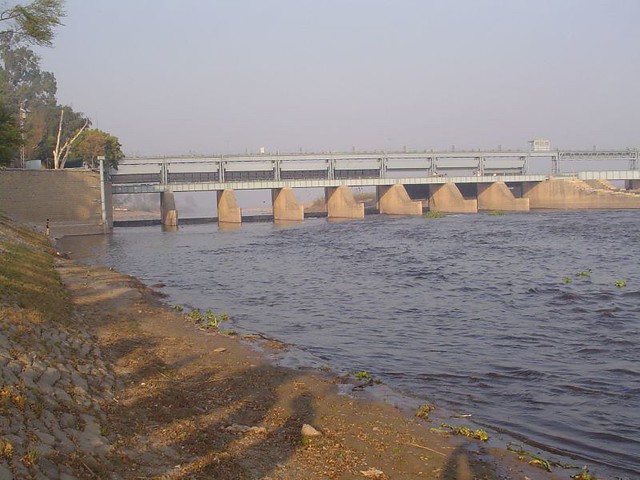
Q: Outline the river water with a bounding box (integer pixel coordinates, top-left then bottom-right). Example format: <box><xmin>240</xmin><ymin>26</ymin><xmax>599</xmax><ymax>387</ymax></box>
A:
<box><xmin>61</xmin><ymin>210</ymin><xmax>640</xmax><ymax>478</ymax></box>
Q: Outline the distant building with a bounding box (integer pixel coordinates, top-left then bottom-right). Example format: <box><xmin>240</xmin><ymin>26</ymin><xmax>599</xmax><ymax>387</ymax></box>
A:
<box><xmin>529</xmin><ymin>138</ymin><xmax>551</xmax><ymax>152</ymax></box>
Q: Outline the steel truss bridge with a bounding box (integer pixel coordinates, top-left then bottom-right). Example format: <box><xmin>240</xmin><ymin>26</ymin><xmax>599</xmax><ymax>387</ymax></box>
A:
<box><xmin>111</xmin><ymin>149</ymin><xmax>640</xmax><ymax>194</ymax></box>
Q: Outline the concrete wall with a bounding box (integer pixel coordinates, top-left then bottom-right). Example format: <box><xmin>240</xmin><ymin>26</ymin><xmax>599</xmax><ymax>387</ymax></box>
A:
<box><xmin>523</xmin><ymin>179</ymin><xmax>640</xmax><ymax>209</ymax></box>
<box><xmin>477</xmin><ymin>182</ymin><xmax>529</xmax><ymax>211</ymax></box>
<box><xmin>0</xmin><ymin>169</ymin><xmax>111</xmax><ymax>237</ymax></box>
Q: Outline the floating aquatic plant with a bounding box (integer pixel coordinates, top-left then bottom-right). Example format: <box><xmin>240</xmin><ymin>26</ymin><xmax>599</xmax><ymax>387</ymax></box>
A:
<box><xmin>415</xmin><ymin>404</ymin><xmax>435</xmax><ymax>419</ymax></box>
<box><xmin>571</xmin><ymin>466</ymin><xmax>597</xmax><ymax>480</ymax></box>
<box><xmin>563</xmin><ymin>277</ymin><xmax>572</xmax><ymax>284</ymax></box>
<box><xmin>440</xmin><ymin>423</ymin><xmax>488</xmax><ymax>441</ymax></box>
<box><xmin>424</xmin><ymin>211</ymin><xmax>445</xmax><ymax>219</ymax></box>
<box><xmin>488</xmin><ymin>210</ymin><xmax>505</xmax><ymax>216</ymax></box>
<box><xmin>574</xmin><ymin>270</ymin><xmax>591</xmax><ymax>278</ymax></box>
<box><xmin>188</xmin><ymin>309</ymin><xmax>228</xmax><ymax>329</ymax></box>
<box><xmin>507</xmin><ymin>444</ymin><xmax>552</xmax><ymax>471</ymax></box>
<box><xmin>353</xmin><ymin>371</ymin><xmax>371</xmax><ymax>379</ymax></box>
<box><xmin>615</xmin><ymin>280</ymin><xmax>627</xmax><ymax>288</ymax></box>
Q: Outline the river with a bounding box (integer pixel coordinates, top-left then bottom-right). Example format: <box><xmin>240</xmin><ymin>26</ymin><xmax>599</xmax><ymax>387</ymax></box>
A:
<box><xmin>61</xmin><ymin>210</ymin><xmax>640</xmax><ymax>478</ymax></box>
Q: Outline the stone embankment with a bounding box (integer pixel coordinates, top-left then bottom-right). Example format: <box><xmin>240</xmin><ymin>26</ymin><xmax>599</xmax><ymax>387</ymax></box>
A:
<box><xmin>1</xmin><ymin>217</ymin><xmax>121</xmax><ymax>479</ymax></box>
<box><xmin>0</xmin><ymin>314</ymin><xmax>120</xmax><ymax>479</ymax></box>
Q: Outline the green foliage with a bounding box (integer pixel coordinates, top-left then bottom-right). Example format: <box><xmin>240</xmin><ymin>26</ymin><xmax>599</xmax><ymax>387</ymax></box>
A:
<box><xmin>171</xmin><ymin>304</ymin><xmax>183</xmax><ymax>312</ymax></box>
<box><xmin>507</xmin><ymin>443</ymin><xmax>568</xmax><ymax>473</ymax></box>
<box><xmin>353</xmin><ymin>371</ymin><xmax>371</xmax><ymax>379</ymax></box>
<box><xmin>0</xmin><ymin>0</ymin><xmax>65</xmax><ymax>47</ymax></box>
<box><xmin>0</xmin><ymin>99</ymin><xmax>20</xmax><ymax>165</ymax></box>
<box><xmin>424</xmin><ymin>211</ymin><xmax>445</xmax><ymax>219</ymax></box>
<box><xmin>415</xmin><ymin>404</ymin><xmax>435</xmax><ymax>419</ymax></box>
<box><xmin>575</xmin><ymin>270</ymin><xmax>591</xmax><ymax>278</ymax></box>
<box><xmin>571</xmin><ymin>466</ymin><xmax>597</xmax><ymax>480</ymax></box>
<box><xmin>70</xmin><ymin>128</ymin><xmax>124</xmax><ymax>170</ymax></box>
<box><xmin>188</xmin><ymin>308</ymin><xmax>228</xmax><ymax>330</ymax></box>
<box><xmin>440</xmin><ymin>423</ymin><xmax>489</xmax><ymax>441</ymax></box>
<box><xmin>563</xmin><ymin>277</ymin><xmax>572</xmax><ymax>284</ymax></box>
<box><xmin>0</xmin><ymin>43</ymin><xmax>57</xmax><ymax>110</ymax></box>
<box><xmin>488</xmin><ymin>210</ymin><xmax>505</xmax><ymax>216</ymax></box>
<box><xmin>615</xmin><ymin>280</ymin><xmax>626</xmax><ymax>288</ymax></box>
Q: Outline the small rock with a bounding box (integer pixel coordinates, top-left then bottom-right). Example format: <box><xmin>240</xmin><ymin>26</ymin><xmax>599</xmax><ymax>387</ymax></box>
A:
<box><xmin>360</xmin><ymin>467</ymin><xmax>385</xmax><ymax>478</ymax></box>
<box><xmin>301</xmin><ymin>424</ymin><xmax>322</xmax><ymax>437</ymax></box>
<box><xmin>213</xmin><ymin>348</ymin><xmax>227</xmax><ymax>353</ymax></box>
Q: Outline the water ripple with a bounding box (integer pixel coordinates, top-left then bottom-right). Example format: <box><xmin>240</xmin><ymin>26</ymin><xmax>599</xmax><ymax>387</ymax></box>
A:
<box><xmin>62</xmin><ymin>210</ymin><xmax>640</xmax><ymax>479</ymax></box>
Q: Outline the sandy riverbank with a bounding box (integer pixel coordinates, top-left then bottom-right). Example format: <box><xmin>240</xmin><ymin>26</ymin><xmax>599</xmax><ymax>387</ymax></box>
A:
<box><xmin>0</xmin><ymin>216</ymin><xmax>567</xmax><ymax>479</ymax></box>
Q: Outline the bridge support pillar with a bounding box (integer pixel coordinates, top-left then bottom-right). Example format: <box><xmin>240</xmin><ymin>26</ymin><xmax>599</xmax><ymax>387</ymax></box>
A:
<box><xmin>272</xmin><ymin>187</ymin><xmax>304</xmax><ymax>222</ymax></box>
<box><xmin>160</xmin><ymin>191</ymin><xmax>178</xmax><ymax>226</ymax></box>
<box><xmin>217</xmin><ymin>189</ymin><xmax>242</xmax><ymax>224</ymax></box>
<box><xmin>625</xmin><ymin>180</ymin><xmax>640</xmax><ymax>191</ymax></box>
<box><xmin>477</xmin><ymin>182</ymin><xmax>529</xmax><ymax>211</ymax></box>
<box><xmin>429</xmin><ymin>184</ymin><xmax>477</xmax><ymax>213</ymax></box>
<box><xmin>325</xmin><ymin>186</ymin><xmax>364</xmax><ymax>219</ymax></box>
<box><xmin>376</xmin><ymin>184</ymin><xmax>423</xmax><ymax>215</ymax></box>
<box><xmin>523</xmin><ymin>179</ymin><xmax>640</xmax><ymax>209</ymax></box>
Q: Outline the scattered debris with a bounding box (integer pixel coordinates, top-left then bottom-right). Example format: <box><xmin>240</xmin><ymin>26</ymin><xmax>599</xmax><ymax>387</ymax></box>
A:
<box><xmin>223</xmin><ymin>424</ymin><xmax>267</xmax><ymax>434</ymax></box>
<box><xmin>360</xmin><ymin>466</ymin><xmax>385</xmax><ymax>478</ymax></box>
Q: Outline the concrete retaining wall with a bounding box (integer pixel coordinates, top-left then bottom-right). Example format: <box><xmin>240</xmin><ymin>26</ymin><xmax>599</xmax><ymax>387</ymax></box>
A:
<box><xmin>0</xmin><ymin>169</ymin><xmax>111</xmax><ymax>237</ymax></box>
<box><xmin>524</xmin><ymin>179</ymin><xmax>640</xmax><ymax>209</ymax></box>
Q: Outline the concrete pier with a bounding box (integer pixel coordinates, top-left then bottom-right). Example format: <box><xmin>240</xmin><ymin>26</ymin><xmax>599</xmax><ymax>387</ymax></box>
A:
<box><xmin>217</xmin><ymin>189</ymin><xmax>242</xmax><ymax>224</ymax></box>
<box><xmin>523</xmin><ymin>179</ymin><xmax>640</xmax><ymax>209</ymax></box>
<box><xmin>477</xmin><ymin>182</ymin><xmax>529</xmax><ymax>211</ymax></box>
<box><xmin>377</xmin><ymin>185</ymin><xmax>423</xmax><ymax>215</ymax></box>
<box><xmin>160</xmin><ymin>191</ymin><xmax>178</xmax><ymax>226</ymax></box>
<box><xmin>325</xmin><ymin>186</ymin><xmax>365</xmax><ymax>219</ymax></box>
<box><xmin>429</xmin><ymin>184</ymin><xmax>478</xmax><ymax>213</ymax></box>
<box><xmin>272</xmin><ymin>187</ymin><xmax>304</xmax><ymax>222</ymax></box>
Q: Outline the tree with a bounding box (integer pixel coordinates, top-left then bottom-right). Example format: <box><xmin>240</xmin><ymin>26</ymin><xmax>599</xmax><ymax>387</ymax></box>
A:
<box><xmin>0</xmin><ymin>42</ymin><xmax>57</xmax><ymax>111</ymax></box>
<box><xmin>0</xmin><ymin>99</ymin><xmax>21</xmax><ymax>165</ymax></box>
<box><xmin>52</xmin><ymin>106</ymin><xmax>88</xmax><ymax>168</ymax></box>
<box><xmin>70</xmin><ymin>129</ymin><xmax>124</xmax><ymax>170</ymax></box>
<box><xmin>0</xmin><ymin>0</ymin><xmax>65</xmax><ymax>47</ymax></box>
<box><xmin>0</xmin><ymin>39</ymin><xmax>58</xmax><ymax>165</ymax></box>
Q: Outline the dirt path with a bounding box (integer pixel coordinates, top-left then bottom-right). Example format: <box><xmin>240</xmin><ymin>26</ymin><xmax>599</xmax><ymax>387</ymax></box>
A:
<box><xmin>52</xmin><ymin>257</ymin><xmax>562</xmax><ymax>480</ymax></box>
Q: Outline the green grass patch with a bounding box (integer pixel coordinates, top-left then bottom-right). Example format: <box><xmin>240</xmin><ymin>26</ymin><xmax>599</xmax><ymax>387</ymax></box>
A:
<box><xmin>0</xmin><ymin>218</ymin><xmax>71</xmax><ymax>325</ymax></box>
<box><xmin>424</xmin><ymin>211</ymin><xmax>445</xmax><ymax>219</ymax></box>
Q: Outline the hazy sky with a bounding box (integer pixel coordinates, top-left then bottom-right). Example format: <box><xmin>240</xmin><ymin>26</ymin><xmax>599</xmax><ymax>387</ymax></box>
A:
<box><xmin>37</xmin><ymin>0</ymin><xmax>640</xmax><ymax>157</ymax></box>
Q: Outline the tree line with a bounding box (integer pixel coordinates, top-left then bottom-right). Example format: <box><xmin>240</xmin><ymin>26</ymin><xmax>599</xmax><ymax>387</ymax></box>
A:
<box><xmin>0</xmin><ymin>0</ymin><xmax>123</xmax><ymax>169</ymax></box>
